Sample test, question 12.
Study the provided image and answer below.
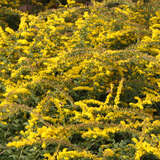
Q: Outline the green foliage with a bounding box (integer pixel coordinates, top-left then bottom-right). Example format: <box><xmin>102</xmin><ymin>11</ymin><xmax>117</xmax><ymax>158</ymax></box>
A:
<box><xmin>0</xmin><ymin>7</ymin><xmax>20</xmax><ymax>30</ymax></box>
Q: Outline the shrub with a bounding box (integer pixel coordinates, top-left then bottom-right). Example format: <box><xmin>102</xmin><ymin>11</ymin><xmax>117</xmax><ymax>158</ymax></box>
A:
<box><xmin>0</xmin><ymin>0</ymin><xmax>160</xmax><ymax>159</ymax></box>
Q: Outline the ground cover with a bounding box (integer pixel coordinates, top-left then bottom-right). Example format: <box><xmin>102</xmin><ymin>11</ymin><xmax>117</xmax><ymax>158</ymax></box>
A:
<box><xmin>0</xmin><ymin>0</ymin><xmax>160</xmax><ymax>159</ymax></box>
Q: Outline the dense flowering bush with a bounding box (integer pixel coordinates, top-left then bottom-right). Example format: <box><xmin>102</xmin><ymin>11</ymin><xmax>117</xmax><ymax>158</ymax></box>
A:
<box><xmin>0</xmin><ymin>0</ymin><xmax>160</xmax><ymax>159</ymax></box>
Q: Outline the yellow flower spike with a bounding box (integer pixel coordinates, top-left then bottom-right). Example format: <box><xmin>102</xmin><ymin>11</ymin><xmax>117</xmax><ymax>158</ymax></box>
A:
<box><xmin>42</xmin><ymin>142</ymin><xmax>47</xmax><ymax>149</ymax></box>
<box><xmin>81</xmin><ymin>99</ymin><xmax>103</xmax><ymax>106</ymax></box>
<box><xmin>114</xmin><ymin>78</ymin><xmax>124</xmax><ymax>108</ymax></box>
<box><xmin>5</xmin><ymin>27</ymin><xmax>14</xmax><ymax>34</ymax></box>
<box><xmin>0</xmin><ymin>26</ymin><xmax>8</xmax><ymax>40</ymax></box>
<box><xmin>73</xmin><ymin>86</ymin><xmax>94</xmax><ymax>91</ymax></box>
<box><xmin>83</xmin><ymin>12</ymin><xmax>89</xmax><ymax>19</ymax></box>
<box><xmin>104</xmin><ymin>83</ymin><xmax>114</xmax><ymax>105</ymax></box>
<box><xmin>44</xmin><ymin>153</ymin><xmax>55</xmax><ymax>160</ymax></box>
<box><xmin>130</xmin><ymin>96</ymin><xmax>144</xmax><ymax>110</ymax></box>
<box><xmin>17</xmin><ymin>39</ymin><xmax>29</xmax><ymax>45</ymax></box>
<box><xmin>67</xmin><ymin>0</ymin><xmax>75</xmax><ymax>5</ymax></box>
<box><xmin>18</xmin><ymin>16</ymin><xmax>28</xmax><ymax>31</ymax></box>
<box><xmin>132</xmin><ymin>137</ymin><xmax>138</xmax><ymax>144</ymax></box>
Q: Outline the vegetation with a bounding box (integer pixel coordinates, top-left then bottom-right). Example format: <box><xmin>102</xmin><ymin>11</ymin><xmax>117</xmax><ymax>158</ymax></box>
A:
<box><xmin>0</xmin><ymin>0</ymin><xmax>160</xmax><ymax>159</ymax></box>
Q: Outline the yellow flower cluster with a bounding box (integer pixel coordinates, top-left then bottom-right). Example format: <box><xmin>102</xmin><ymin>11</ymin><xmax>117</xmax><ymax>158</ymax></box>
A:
<box><xmin>1</xmin><ymin>0</ymin><xmax>160</xmax><ymax>159</ymax></box>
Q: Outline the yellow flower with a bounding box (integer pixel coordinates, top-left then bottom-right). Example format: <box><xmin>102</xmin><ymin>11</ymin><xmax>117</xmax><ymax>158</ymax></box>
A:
<box><xmin>114</xmin><ymin>78</ymin><xmax>124</xmax><ymax>108</ymax></box>
<box><xmin>42</xmin><ymin>142</ymin><xmax>47</xmax><ymax>149</ymax></box>
<box><xmin>67</xmin><ymin>0</ymin><xmax>75</xmax><ymax>5</ymax></box>
<box><xmin>17</xmin><ymin>39</ymin><xmax>29</xmax><ymax>45</ymax></box>
<box><xmin>73</xmin><ymin>86</ymin><xmax>94</xmax><ymax>91</ymax></box>
<box><xmin>83</xmin><ymin>12</ymin><xmax>89</xmax><ymax>19</ymax></box>
<box><xmin>5</xmin><ymin>27</ymin><xmax>14</xmax><ymax>34</ymax></box>
<box><xmin>103</xmin><ymin>149</ymin><xmax>114</xmax><ymax>157</ymax></box>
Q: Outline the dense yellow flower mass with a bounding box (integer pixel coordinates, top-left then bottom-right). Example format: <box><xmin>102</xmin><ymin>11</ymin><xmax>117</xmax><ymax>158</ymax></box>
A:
<box><xmin>1</xmin><ymin>0</ymin><xmax>160</xmax><ymax>159</ymax></box>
